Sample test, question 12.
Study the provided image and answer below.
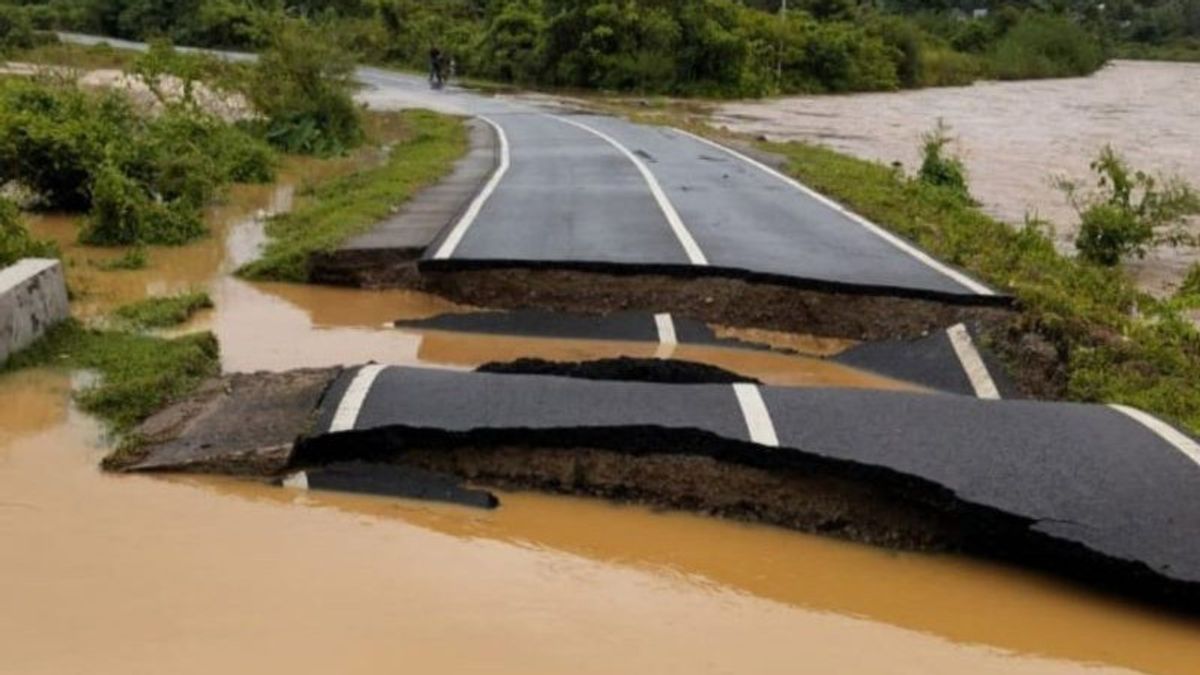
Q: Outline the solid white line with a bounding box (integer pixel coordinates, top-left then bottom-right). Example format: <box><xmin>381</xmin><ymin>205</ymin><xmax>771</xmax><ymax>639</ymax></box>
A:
<box><xmin>946</xmin><ymin>324</ymin><xmax>1000</xmax><ymax>400</ymax></box>
<box><xmin>432</xmin><ymin>115</ymin><xmax>511</xmax><ymax>259</ymax></box>
<box><xmin>673</xmin><ymin>128</ymin><xmax>994</xmax><ymax>296</ymax></box>
<box><xmin>329</xmin><ymin>364</ymin><xmax>387</xmax><ymax>432</ymax></box>
<box><xmin>733</xmin><ymin>383</ymin><xmax>780</xmax><ymax>447</ymax></box>
<box><xmin>281</xmin><ymin>472</ymin><xmax>310</xmax><ymax>490</ymax></box>
<box><xmin>547</xmin><ymin>114</ymin><xmax>708</xmax><ymax>266</ymax></box>
<box><xmin>654</xmin><ymin>312</ymin><xmax>677</xmax><ymax>359</ymax></box>
<box><xmin>1110</xmin><ymin>405</ymin><xmax>1200</xmax><ymax>469</ymax></box>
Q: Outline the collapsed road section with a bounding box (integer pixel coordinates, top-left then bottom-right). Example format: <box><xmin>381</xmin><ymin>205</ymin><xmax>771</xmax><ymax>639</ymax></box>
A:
<box><xmin>117</xmin><ymin>363</ymin><xmax>1200</xmax><ymax>612</ymax></box>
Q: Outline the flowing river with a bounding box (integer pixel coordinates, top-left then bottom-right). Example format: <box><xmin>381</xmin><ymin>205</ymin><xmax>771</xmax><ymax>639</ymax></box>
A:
<box><xmin>2</xmin><ymin>142</ymin><xmax>1199</xmax><ymax>674</ymax></box>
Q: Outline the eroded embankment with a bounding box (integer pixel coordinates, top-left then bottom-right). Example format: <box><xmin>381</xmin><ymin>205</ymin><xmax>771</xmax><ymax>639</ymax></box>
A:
<box><xmin>313</xmin><ymin>259</ymin><xmax>1064</xmax><ymax>396</ymax></box>
<box><xmin>288</xmin><ymin>425</ymin><xmax>1199</xmax><ymax>614</ymax></box>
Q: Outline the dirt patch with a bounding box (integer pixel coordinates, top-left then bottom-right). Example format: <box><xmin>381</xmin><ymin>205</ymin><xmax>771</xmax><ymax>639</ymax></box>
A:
<box><xmin>478</xmin><ymin>357</ymin><xmax>760</xmax><ymax>384</ymax></box>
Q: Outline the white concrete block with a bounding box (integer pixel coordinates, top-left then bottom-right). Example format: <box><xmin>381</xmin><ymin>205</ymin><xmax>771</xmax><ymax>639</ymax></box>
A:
<box><xmin>0</xmin><ymin>258</ymin><xmax>69</xmax><ymax>364</ymax></box>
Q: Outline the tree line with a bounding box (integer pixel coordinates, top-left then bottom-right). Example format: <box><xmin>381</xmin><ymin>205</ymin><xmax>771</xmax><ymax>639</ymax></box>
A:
<box><xmin>0</xmin><ymin>0</ymin><xmax>1119</xmax><ymax>95</ymax></box>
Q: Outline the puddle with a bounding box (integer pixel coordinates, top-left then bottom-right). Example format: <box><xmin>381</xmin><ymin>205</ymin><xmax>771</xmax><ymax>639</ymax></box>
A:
<box><xmin>5</xmin><ymin>132</ymin><xmax>1199</xmax><ymax>674</ymax></box>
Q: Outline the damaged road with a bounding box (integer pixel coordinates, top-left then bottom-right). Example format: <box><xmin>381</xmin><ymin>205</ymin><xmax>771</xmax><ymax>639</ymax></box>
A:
<box><xmin>117</xmin><ymin>362</ymin><xmax>1200</xmax><ymax>612</ymax></box>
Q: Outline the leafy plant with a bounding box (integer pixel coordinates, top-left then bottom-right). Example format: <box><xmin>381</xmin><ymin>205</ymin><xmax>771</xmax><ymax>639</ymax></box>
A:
<box><xmin>0</xmin><ymin>197</ymin><xmax>57</xmax><ymax>267</ymax></box>
<box><xmin>918</xmin><ymin>120</ymin><xmax>969</xmax><ymax>200</ymax></box>
<box><xmin>1058</xmin><ymin>146</ymin><xmax>1200</xmax><ymax>266</ymax></box>
<box><xmin>247</xmin><ymin>18</ymin><xmax>363</xmax><ymax>155</ymax></box>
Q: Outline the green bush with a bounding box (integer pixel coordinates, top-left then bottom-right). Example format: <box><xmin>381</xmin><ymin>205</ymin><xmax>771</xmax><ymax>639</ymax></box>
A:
<box><xmin>0</xmin><ymin>80</ymin><xmax>134</xmax><ymax>210</ymax></box>
<box><xmin>248</xmin><ymin>18</ymin><xmax>363</xmax><ymax>155</ymax></box>
<box><xmin>0</xmin><ymin>75</ymin><xmax>275</xmax><ymax>247</ymax></box>
<box><xmin>0</xmin><ymin>197</ymin><xmax>57</xmax><ymax>267</ymax></box>
<box><xmin>988</xmin><ymin>14</ymin><xmax>1106</xmax><ymax>80</ymax></box>
<box><xmin>0</xmin><ymin>4</ymin><xmax>36</xmax><ymax>54</ymax></box>
<box><xmin>81</xmin><ymin>160</ymin><xmax>206</xmax><ymax>246</ymax></box>
<box><xmin>918</xmin><ymin>120</ymin><xmax>970</xmax><ymax>200</ymax></box>
<box><xmin>1060</xmin><ymin>146</ymin><xmax>1200</xmax><ymax>266</ymax></box>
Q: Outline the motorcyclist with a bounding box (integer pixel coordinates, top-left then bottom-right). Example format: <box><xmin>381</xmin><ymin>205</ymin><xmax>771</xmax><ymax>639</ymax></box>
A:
<box><xmin>429</xmin><ymin>47</ymin><xmax>446</xmax><ymax>88</ymax></box>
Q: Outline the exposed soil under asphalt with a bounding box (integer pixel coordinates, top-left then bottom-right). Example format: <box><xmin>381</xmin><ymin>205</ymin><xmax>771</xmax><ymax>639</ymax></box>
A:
<box><xmin>478</xmin><ymin>356</ymin><xmax>761</xmax><ymax>384</ymax></box>
<box><xmin>310</xmin><ymin>258</ymin><xmax>1068</xmax><ymax>398</ymax></box>
<box><xmin>290</xmin><ymin>426</ymin><xmax>1200</xmax><ymax>613</ymax></box>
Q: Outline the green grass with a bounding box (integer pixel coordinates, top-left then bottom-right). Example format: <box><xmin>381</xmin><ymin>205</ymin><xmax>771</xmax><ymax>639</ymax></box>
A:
<box><xmin>761</xmin><ymin>138</ymin><xmax>1200</xmax><ymax>433</ymax></box>
<box><xmin>2</xmin><ymin>320</ymin><xmax>220</xmax><ymax>433</ymax></box>
<box><xmin>112</xmin><ymin>290</ymin><xmax>213</xmax><ymax>329</ymax></box>
<box><xmin>238</xmin><ymin>109</ymin><xmax>468</xmax><ymax>282</ymax></box>
<box><xmin>96</xmin><ymin>246</ymin><xmax>148</xmax><ymax>271</ymax></box>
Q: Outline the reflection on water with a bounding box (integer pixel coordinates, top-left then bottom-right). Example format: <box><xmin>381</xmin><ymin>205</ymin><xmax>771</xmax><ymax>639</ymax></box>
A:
<box><xmin>5</xmin><ymin>124</ymin><xmax>1199</xmax><ymax>674</ymax></box>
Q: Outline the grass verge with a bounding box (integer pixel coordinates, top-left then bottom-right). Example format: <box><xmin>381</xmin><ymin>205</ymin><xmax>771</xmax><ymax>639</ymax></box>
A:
<box><xmin>113</xmin><ymin>290</ymin><xmax>213</xmax><ymax>329</ymax></box>
<box><xmin>1</xmin><ymin>320</ymin><xmax>219</xmax><ymax>434</ymax></box>
<box><xmin>238</xmin><ymin>109</ymin><xmax>468</xmax><ymax>282</ymax></box>
<box><xmin>758</xmin><ymin>138</ymin><xmax>1200</xmax><ymax>433</ymax></box>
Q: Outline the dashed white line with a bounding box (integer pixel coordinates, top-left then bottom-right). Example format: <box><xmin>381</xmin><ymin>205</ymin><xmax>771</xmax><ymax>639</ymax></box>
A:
<box><xmin>672</xmin><ymin>128</ymin><xmax>994</xmax><ymax>296</ymax></box>
<box><xmin>329</xmin><ymin>364</ymin><xmax>387</xmax><ymax>432</ymax></box>
<box><xmin>548</xmin><ymin>114</ymin><xmax>708</xmax><ymax>266</ymax></box>
<box><xmin>432</xmin><ymin>115</ymin><xmax>510</xmax><ymax>259</ymax></box>
<box><xmin>733</xmin><ymin>383</ymin><xmax>780</xmax><ymax>447</ymax></box>
<box><xmin>282</xmin><ymin>471</ymin><xmax>310</xmax><ymax>490</ymax></box>
<box><xmin>654</xmin><ymin>312</ymin><xmax>677</xmax><ymax>359</ymax></box>
<box><xmin>947</xmin><ymin>323</ymin><xmax>1001</xmax><ymax>400</ymax></box>
<box><xmin>1110</xmin><ymin>405</ymin><xmax>1200</xmax><ymax>469</ymax></box>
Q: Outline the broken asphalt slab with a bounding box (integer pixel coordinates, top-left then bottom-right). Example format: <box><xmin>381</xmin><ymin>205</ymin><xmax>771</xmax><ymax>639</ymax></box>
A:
<box><xmin>394</xmin><ymin>308</ymin><xmax>1014</xmax><ymax>397</ymax></box>
<box><xmin>122</xmin><ymin>363</ymin><xmax>1200</xmax><ymax>611</ymax></box>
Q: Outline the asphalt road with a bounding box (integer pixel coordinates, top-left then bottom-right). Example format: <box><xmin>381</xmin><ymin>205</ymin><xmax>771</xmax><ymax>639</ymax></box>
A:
<box><xmin>313</xmin><ymin>364</ymin><xmax>1200</xmax><ymax>599</ymax></box>
<box><xmin>59</xmin><ymin>33</ymin><xmax>993</xmax><ymax>300</ymax></box>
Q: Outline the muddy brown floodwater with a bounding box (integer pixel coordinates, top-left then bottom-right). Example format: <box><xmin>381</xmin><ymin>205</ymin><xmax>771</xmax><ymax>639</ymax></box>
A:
<box><xmin>3</xmin><ymin>152</ymin><xmax>1200</xmax><ymax>674</ymax></box>
<box><xmin>717</xmin><ymin>60</ymin><xmax>1200</xmax><ymax>295</ymax></box>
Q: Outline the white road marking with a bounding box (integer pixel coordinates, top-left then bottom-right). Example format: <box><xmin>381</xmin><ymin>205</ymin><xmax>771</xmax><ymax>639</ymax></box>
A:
<box><xmin>281</xmin><ymin>471</ymin><xmax>309</xmax><ymax>490</ymax></box>
<box><xmin>1110</xmin><ymin>405</ymin><xmax>1200</xmax><ymax>469</ymax></box>
<box><xmin>947</xmin><ymin>323</ymin><xmax>1001</xmax><ymax>400</ymax></box>
<box><xmin>329</xmin><ymin>364</ymin><xmax>387</xmax><ymax>432</ymax></box>
<box><xmin>654</xmin><ymin>312</ymin><xmax>677</xmax><ymax>359</ymax></box>
<box><xmin>733</xmin><ymin>383</ymin><xmax>780</xmax><ymax>447</ymax></box>
<box><xmin>673</xmin><ymin>128</ymin><xmax>994</xmax><ymax>296</ymax></box>
<box><xmin>432</xmin><ymin>115</ymin><xmax>511</xmax><ymax>259</ymax></box>
<box><xmin>548</xmin><ymin>114</ymin><xmax>708</xmax><ymax>266</ymax></box>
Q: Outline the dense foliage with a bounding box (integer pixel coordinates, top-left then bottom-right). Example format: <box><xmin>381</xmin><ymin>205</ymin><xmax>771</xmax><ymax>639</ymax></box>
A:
<box><xmin>1058</xmin><ymin>146</ymin><xmax>1200</xmax><ymax>266</ymax></box>
<box><xmin>0</xmin><ymin>197</ymin><xmax>57</xmax><ymax>267</ymax></box>
<box><xmin>1</xmin><ymin>0</ymin><xmax>1119</xmax><ymax>96</ymax></box>
<box><xmin>0</xmin><ymin>76</ymin><xmax>276</xmax><ymax>246</ymax></box>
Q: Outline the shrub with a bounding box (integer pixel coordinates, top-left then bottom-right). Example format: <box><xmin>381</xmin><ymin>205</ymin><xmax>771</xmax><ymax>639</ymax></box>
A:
<box><xmin>918</xmin><ymin>120</ymin><xmax>970</xmax><ymax>200</ymax></box>
<box><xmin>988</xmin><ymin>14</ymin><xmax>1106</xmax><ymax>80</ymax></box>
<box><xmin>81</xmin><ymin>160</ymin><xmax>207</xmax><ymax>246</ymax></box>
<box><xmin>247</xmin><ymin>18</ymin><xmax>363</xmax><ymax>155</ymax></box>
<box><xmin>0</xmin><ymin>5</ymin><xmax>36</xmax><ymax>54</ymax></box>
<box><xmin>1059</xmin><ymin>146</ymin><xmax>1200</xmax><ymax>266</ymax></box>
<box><xmin>0</xmin><ymin>197</ymin><xmax>57</xmax><ymax>267</ymax></box>
<box><xmin>0</xmin><ymin>80</ymin><xmax>134</xmax><ymax>210</ymax></box>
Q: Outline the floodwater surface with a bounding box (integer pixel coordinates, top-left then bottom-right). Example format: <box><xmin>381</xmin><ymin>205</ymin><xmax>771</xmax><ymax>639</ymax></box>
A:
<box><xmin>3</xmin><ymin>371</ymin><xmax>1200</xmax><ymax>675</ymax></box>
<box><xmin>4</xmin><ymin>148</ymin><xmax>1200</xmax><ymax>674</ymax></box>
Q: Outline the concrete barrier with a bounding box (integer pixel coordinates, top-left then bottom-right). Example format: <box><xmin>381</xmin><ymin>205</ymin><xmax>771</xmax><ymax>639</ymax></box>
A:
<box><xmin>0</xmin><ymin>258</ymin><xmax>69</xmax><ymax>364</ymax></box>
